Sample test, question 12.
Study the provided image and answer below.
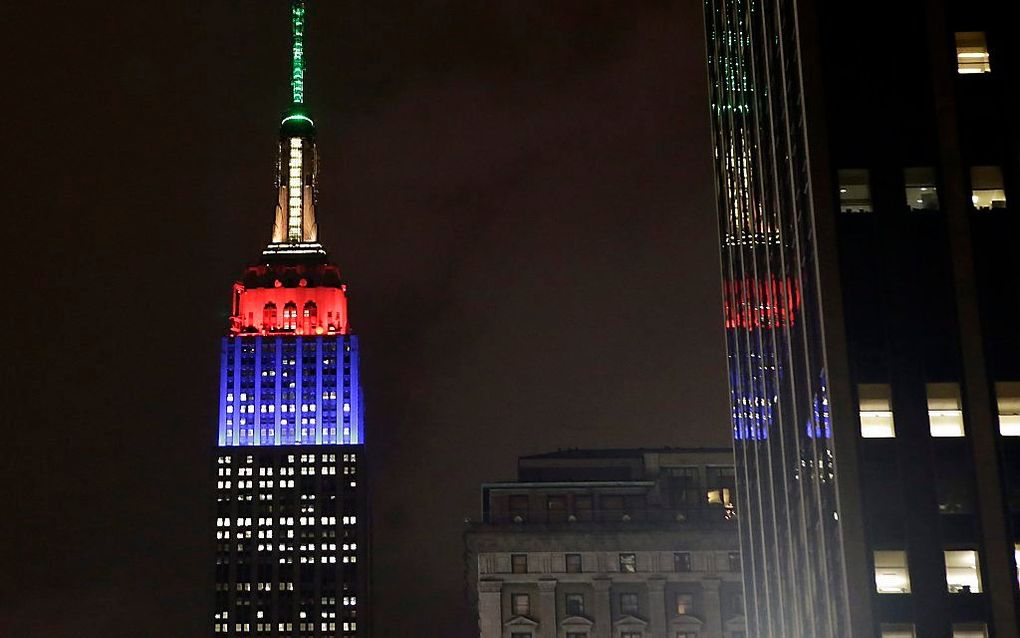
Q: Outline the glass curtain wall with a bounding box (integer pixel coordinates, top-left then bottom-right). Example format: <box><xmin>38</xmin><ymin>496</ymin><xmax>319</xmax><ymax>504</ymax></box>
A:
<box><xmin>705</xmin><ymin>0</ymin><xmax>850</xmax><ymax>636</ymax></box>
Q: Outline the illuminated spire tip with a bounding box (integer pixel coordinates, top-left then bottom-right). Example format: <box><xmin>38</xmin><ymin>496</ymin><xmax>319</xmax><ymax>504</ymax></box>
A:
<box><xmin>291</xmin><ymin>0</ymin><xmax>306</xmax><ymax>105</ymax></box>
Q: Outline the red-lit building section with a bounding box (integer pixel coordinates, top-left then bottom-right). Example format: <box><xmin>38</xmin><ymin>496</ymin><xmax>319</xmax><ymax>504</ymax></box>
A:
<box><xmin>723</xmin><ymin>276</ymin><xmax>801</xmax><ymax>330</ymax></box>
<box><xmin>230</xmin><ymin>261</ymin><xmax>349</xmax><ymax>336</ymax></box>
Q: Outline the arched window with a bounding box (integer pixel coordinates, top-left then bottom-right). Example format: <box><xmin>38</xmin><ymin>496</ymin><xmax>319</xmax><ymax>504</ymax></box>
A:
<box><xmin>263</xmin><ymin>303</ymin><xmax>278</xmax><ymax>330</ymax></box>
<box><xmin>303</xmin><ymin>301</ymin><xmax>318</xmax><ymax>326</ymax></box>
<box><xmin>283</xmin><ymin>302</ymin><xmax>298</xmax><ymax>330</ymax></box>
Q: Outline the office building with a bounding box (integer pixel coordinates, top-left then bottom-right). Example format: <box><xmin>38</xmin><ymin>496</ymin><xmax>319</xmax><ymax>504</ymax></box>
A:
<box><xmin>465</xmin><ymin>448</ymin><xmax>746</xmax><ymax>638</ymax></box>
<box><xmin>704</xmin><ymin>0</ymin><xmax>1018</xmax><ymax>636</ymax></box>
<box><xmin>212</xmin><ymin>2</ymin><xmax>369</xmax><ymax>635</ymax></box>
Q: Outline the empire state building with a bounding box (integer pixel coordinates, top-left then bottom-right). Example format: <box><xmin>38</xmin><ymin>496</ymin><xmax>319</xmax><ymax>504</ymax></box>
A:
<box><xmin>212</xmin><ymin>2</ymin><xmax>368</xmax><ymax>635</ymax></box>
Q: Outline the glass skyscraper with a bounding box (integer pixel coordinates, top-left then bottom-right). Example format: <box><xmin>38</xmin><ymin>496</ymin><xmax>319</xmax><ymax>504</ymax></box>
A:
<box><xmin>704</xmin><ymin>0</ymin><xmax>1019</xmax><ymax>636</ymax></box>
<box><xmin>212</xmin><ymin>3</ymin><xmax>368</xmax><ymax>636</ymax></box>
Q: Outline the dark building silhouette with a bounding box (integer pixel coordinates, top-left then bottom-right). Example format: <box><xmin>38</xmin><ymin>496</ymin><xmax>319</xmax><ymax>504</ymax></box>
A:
<box><xmin>212</xmin><ymin>2</ymin><xmax>368</xmax><ymax>636</ymax></box>
<box><xmin>703</xmin><ymin>0</ymin><xmax>1019</xmax><ymax>636</ymax></box>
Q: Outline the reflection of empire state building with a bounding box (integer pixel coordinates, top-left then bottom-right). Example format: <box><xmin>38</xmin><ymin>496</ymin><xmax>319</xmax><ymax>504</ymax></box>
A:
<box><xmin>212</xmin><ymin>2</ymin><xmax>369</xmax><ymax>636</ymax></box>
<box><xmin>706</xmin><ymin>1</ymin><xmax>842</xmax><ymax>637</ymax></box>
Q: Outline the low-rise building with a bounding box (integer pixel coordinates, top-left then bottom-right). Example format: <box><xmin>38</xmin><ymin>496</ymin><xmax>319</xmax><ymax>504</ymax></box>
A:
<box><xmin>465</xmin><ymin>448</ymin><xmax>746</xmax><ymax>638</ymax></box>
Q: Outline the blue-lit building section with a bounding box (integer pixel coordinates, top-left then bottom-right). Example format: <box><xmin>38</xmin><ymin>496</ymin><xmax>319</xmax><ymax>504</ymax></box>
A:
<box><xmin>218</xmin><ymin>335</ymin><xmax>364</xmax><ymax>447</ymax></box>
<box><xmin>728</xmin><ymin>344</ymin><xmax>778</xmax><ymax>441</ymax></box>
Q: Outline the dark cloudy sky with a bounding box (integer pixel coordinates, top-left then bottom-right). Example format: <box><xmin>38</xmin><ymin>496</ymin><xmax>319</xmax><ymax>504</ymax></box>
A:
<box><xmin>1</xmin><ymin>1</ymin><xmax>727</xmax><ymax>636</ymax></box>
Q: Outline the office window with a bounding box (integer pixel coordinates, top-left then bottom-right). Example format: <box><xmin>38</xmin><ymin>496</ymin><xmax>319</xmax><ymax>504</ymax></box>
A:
<box><xmin>622</xmin><ymin>633</ymin><xmax>642</xmax><ymax>638</ymax></box>
<box><xmin>859</xmin><ymin>384</ymin><xmax>895</xmax><ymax>438</ymax></box>
<box><xmin>573</xmin><ymin>495</ymin><xmax>593</xmax><ymax>521</ymax></box>
<box><xmin>874</xmin><ymin>550</ymin><xmax>911</xmax><ymax>593</ymax></box>
<box><xmin>511</xmin><ymin>593</ymin><xmax>530</xmax><ymax>616</ymax></box>
<box><xmin>566</xmin><ymin>553</ymin><xmax>582</xmax><ymax>574</ymax></box>
<box><xmin>945</xmin><ymin>550</ymin><xmax>982</xmax><ymax>593</ymax></box>
<box><xmin>904</xmin><ymin>167</ymin><xmax>939</xmax><ymax>211</ymax></box>
<box><xmin>971</xmin><ymin>166</ymin><xmax>1007</xmax><ymax>209</ymax></box>
<box><xmin>620</xmin><ymin>593</ymin><xmax>639</xmax><ymax>616</ymax></box>
<box><xmin>838</xmin><ymin>169</ymin><xmax>872</xmax><ymax>212</ymax></box>
<box><xmin>547</xmin><ymin>496</ymin><xmax>567</xmax><ymax>522</ymax></box>
<box><xmin>565</xmin><ymin>593</ymin><xmax>585</xmax><ymax>616</ymax></box>
<box><xmin>509</xmin><ymin>495</ymin><xmax>529</xmax><ymax>522</ymax></box>
<box><xmin>677</xmin><ymin>634</ymin><xmax>698</xmax><ymax>638</ymax></box>
<box><xmin>928</xmin><ymin>383</ymin><xmax>965</xmax><ymax>437</ymax></box>
<box><xmin>955</xmin><ymin>32</ymin><xmax>991</xmax><ymax>74</ymax></box>
<box><xmin>619</xmin><ymin>553</ymin><xmax>637</xmax><ymax>573</ymax></box>
<box><xmin>511</xmin><ymin>554</ymin><xmax>528</xmax><ymax>574</ymax></box>
<box><xmin>727</xmin><ymin>551</ymin><xmax>741</xmax><ymax>571</ymax></box>
<box><xmin>881</xmin><ymin>625</ymin><xmax>916</xmax><ymax>638</ymax></box>
<box><xmin>567</xmin><ymin>634</ymin><xmax>586</xmax><ymax>638</ymax></box>
<box><xmin>511</xmin><ymin>634</ymin><xmax>532</xmax><ymax>638</ymax></box>
<box><xmin>675</xmin><ymin>593</ymin><xmax>694</xmax><ymax>615</ymax></box>
<box><xmin>995</xmin><ymin>382</ymin><xmax>1020</xmax><ymax>436</ymax></box>
<box><xmin>673</xmin><ymin>552</ymin><xmax>692</xmax><ymax>572</ymax></box>
<box><xmin>952</xmin><ymin>624</ymin><xmax>988</xmax><ymax>638</ymax></box>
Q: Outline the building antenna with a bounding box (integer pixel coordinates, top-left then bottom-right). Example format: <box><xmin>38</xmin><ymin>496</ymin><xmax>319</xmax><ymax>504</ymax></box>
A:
<box><xmin>290</xmin><ymin>0</ymin><xmax>306</xmax><ymax>105</ymax></box>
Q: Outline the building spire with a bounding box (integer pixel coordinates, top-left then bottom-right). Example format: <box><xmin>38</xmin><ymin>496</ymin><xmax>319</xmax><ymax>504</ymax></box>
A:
<box><xmin>265</xmin><ymin>0</ymin><xmax>322</xmax><ymax>257</ymax></box>
<box><xmin>290</xmin><ymin>0</ymin><xmax>306</xmax><ymax>105</ymax></box>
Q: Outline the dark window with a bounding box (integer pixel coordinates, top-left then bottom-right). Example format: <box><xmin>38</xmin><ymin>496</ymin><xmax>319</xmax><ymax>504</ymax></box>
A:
<box><xmin>620</xmin><ymin>592</ymin><xmax>639</xmax><ymax>616</ymax></box>
<box><xmin>511</xmin><ymin>634</ymin><xmax>532</xmax><ymax>638</ymax></box>
<box><xmin>668</xmin><ymin>467</ymin><xmax>701</xmax><ymax>506</ymax></box>
<box><xmin>729</xmin><ymin>592</ymin><xmax>744</xmax><ymax>615</ymax></box>
<box><xmin>674</xmin><ymin>552</ymin><xmax>692</xmax><ymax>572</ymax></box>
<box><xmin>619</xmin><ymin>553</ymin><xmax>637</xmax><ymax>573</ymax></box>
<box><xmin>547</xmin><ymin>496</ymin><xmax>567</xmax><ymax>522</ymax></box>
<box><xmin>509</xmin><ymin>495</ymin><xmax>529</xmax><ymax>521</ymax></box>
<box><xmin>565</xmin><ymin>593</ymin><xmax>585</xmax><ymax>616</ymax></box>
<box><xmin>263</xmin><ymin>303</ymin><xmax>278</xmax><ymax>329</ymax></box>
<box><xmin>728</xmin><ymin>551</ymin><xmax>741</xmax><ymax>571</ymax></box>
<box><xmin>511</xmin><ymin>593</ymin><xmax>530</xmax><ymax>616</ymax></box>
<box><xmin>565</xmin><ymin>553</ymin><xmax>582</xmax><ymax>574</ymax></box>
<box><xmin>601</xmin><ymin>495</ymin><xmax>625</xmax><ymax>510</ymax></box>
<box><xmin>511</xmin><ymin>554</ymin><xmax>528</xmax><ymax>574</ymax></box>
<box><xmin>573</xmin><ymin>496</ymin><xmax>593</xmax><ymax>521</ymax></box>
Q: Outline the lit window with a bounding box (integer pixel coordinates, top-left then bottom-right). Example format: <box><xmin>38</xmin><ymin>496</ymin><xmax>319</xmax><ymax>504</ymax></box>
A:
<box><xmin>971</xmin><ymin>166</ymin><xmax>1007</xmax><ymax>209</ymax></box>
<box><xmin>904</xmin><ymin>167</ymin><xmax>939</xmax><ymax>211</ymax></box>
<box><xmin>874</xmin><ymin>550</ymin><xmax>910</xmax><ymax>593</ymax></box>
<box><xmin>928</xmin><ymin>383</ymin><xmax>965</xmax><ymax>437</ymax></box>
<box><xmin>859</xmin><ymin>384</ymin><xmax>895</xmax><ymax>438</ymax></box>
<box><xmin>675</xmin><ymin>592</ymin><xmax>694</xmax><ymax>615</ymax></box>
<box><xmin>881</xmin><ymin>625</ymin><xmax>916</xmax><ymax>638</ymax></box>
<box><xmin>838</xmin><ymin>169</ymin><xmax>872</xmax><ymax>213</ymax></box>
<box><xmin>955</xmin><ymin>32</ymin><xmax>991</xmax><ymax>74</ymax></box>
<box><xmin>995</xmin><ymin>382</ymin><xmax>1020</xmax><ymax>436</ymax></box>
<box><xmin>619</xmin><ymin>553</ymin><xmax>637</xmax><ymax>573</ymax></box>
<box><xmin>953</xmin><ymin>624</ymin><xmax>988</xmax><ymax>638</ymax></box>
<box><xmin>945</xmin><ymin>550</ymin><xmax>982</xmax><ymax>593</ymax></box>
<box><xmin>511</xmin><ymin>593</ymin><xmax>530</xmax><ymax>616</ymax></box>
<box><xmin>1015</xmin><ymin>544</ymin><xmax>1020</xmax><ymax>589</ymax></box>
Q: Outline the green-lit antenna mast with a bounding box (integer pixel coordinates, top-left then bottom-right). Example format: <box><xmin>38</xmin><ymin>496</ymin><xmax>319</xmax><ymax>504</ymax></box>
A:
<box><xmin>291</xmin><ymin>0</ymin><xmax>306</xmax><ymax>105</ymax></box>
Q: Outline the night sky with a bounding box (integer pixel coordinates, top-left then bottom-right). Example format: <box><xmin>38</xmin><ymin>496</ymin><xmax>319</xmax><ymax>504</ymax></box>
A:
<box><xmin>2</xmin><ymin>1</ymin><xmax>728</xmax><ymax>636</ymax></box>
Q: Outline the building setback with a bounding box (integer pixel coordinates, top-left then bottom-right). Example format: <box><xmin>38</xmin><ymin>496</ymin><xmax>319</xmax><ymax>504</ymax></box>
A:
<box><xmin>703</xmin><ymin>0</ymin><xmax>1019</xmax><ymax>636</ymax></box>
<box><xmin>465</xmin><ymin>449</ymin><xmax>746</xmax><ymax>638</ymax></box>
<box><xmin>212</xmin><ymin>2</ymin><xmax>368</xmax><ymax>636</ymax></box>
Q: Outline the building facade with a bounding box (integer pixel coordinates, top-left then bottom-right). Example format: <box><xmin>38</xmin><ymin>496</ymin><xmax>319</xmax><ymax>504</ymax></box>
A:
<box><xmin>212</xmin><ymin>3</ymin><xmax>368</xmax><ymax>636</ymax></box>
<box><xmin>465</xmin><ymin>449</ymin><xmax>746</xmax><ymax>638</ymax></box>
<box><xmin>704</xmin><ymin>0</ymin><xmax>1019</xmax><ymax>636</ymax></box>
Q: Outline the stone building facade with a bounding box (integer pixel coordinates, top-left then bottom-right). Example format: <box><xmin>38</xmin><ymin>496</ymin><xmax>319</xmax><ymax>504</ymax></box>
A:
<box><xmin>465</xmin><ymin>449</ymin><xmax>746</xmax><ymax>638</ymax></box>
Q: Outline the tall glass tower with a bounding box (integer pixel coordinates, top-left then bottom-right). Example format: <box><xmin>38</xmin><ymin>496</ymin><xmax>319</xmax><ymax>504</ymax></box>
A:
<box><xmin>704</xmin><ymin>0</ymin><xmax>1020</xmax><ymax>637</ymax></box>
<box><xmin>212</xmin><ymin>3</ymin><xmax>368</xmax><ymax>636</ymax></box>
